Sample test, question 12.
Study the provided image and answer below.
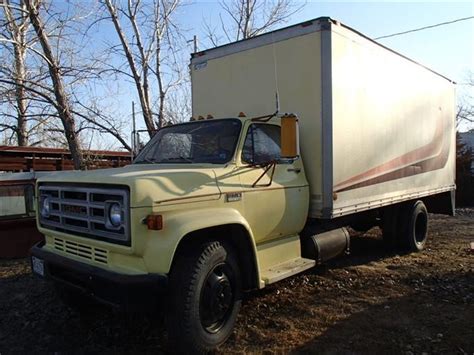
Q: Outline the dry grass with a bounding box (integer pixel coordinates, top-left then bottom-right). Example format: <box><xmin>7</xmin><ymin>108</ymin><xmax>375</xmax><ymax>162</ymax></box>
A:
<box><xmin>0</xmin><ymin>211</ymin><xmax>472</xmax><ymax>353</ymax></box>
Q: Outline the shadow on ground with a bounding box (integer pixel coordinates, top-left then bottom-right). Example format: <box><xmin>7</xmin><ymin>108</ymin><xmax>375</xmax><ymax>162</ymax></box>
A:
<box><xmin>295</xmin><ymin>270</ymin><xmax>474</xmax><ymax>354</ymax></box>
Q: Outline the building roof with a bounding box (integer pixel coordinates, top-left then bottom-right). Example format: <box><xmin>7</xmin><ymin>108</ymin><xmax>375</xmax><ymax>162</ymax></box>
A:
<box><xmin>0</xmin><ymin>146</ymin><xmax>131</xmax><ymax>172</ymax></box>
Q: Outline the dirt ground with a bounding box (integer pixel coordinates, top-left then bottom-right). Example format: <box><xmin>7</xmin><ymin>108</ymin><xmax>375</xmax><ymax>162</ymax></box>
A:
<box><xmin>0</xmin><ymin>210</ymin><xmax>473</xmax><ymax>354</ymax></box>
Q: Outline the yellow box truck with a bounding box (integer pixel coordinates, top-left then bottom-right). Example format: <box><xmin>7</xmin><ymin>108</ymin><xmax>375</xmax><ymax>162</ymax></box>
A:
<box><xmin>31</xmin><ymin>17</ymin><xmax>455</xmax><ymax>352</ymax></box>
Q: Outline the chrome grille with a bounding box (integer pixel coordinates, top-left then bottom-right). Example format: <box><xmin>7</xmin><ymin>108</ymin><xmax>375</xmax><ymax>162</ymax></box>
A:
<box><xmin>54</xmin><ymin>237</ymin><xmax>108</xmax><ymax>264</ymax></box>
<box><xmin>39</xmin><ymin>184</ymin><xmax>130</xmax><ymax>245</ymax></box>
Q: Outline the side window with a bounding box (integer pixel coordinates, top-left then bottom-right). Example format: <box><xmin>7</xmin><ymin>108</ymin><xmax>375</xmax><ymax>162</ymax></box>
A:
<box><xmin>242</xmin><ymin>124</ymin><xmax>281</xmax><ymax>164</ymax></box>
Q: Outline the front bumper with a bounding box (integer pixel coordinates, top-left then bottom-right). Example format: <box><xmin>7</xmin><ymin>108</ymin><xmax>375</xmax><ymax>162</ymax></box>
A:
<box><xmin>31</xmin><ymin>242</ymin><xmax>168</xmax><ymax>311</ymax></box>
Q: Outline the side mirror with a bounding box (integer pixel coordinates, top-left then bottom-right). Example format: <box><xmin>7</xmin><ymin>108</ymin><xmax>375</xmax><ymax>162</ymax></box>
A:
<box><xmin>281</xmin><ymin>114</ymin><xmax>299</xmax><ymax>158</ymax></box>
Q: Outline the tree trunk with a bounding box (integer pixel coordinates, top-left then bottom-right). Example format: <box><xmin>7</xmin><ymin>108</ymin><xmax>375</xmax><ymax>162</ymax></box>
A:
<box><xmin>243</xmin><ymin>0</ymin><xmax>251</xmax><ymax>39</ymax></box>
<box><xmin>25</xmin><ymin>0</ymin><xmax>84</xmax><ymax>169</ymax></box>
<box><xmin>3</xmin><ymin>0</ymin><xmax>28</xmax><ymax>146</ymax></box>
<box><xmin>104</xmin><ymin>0</ymin><xmax>155</xmax><ymax>137</ymax></box>
<box><xmin>156</xmin><ymin>36</ymin><xmax>165</xmax><ymax>128</ymax></box>
<box><xmin>14</xmin><ymin>42</ymin><xmax>28</xmax><ymax>146</ymax></box>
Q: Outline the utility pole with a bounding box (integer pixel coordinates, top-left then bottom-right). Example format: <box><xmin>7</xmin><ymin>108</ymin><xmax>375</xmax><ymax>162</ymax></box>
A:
<box><xmin>188</xmin><ymin>35</ymin><xmax>198</xmax><ymax>53</ymax></box>
<box><xmin>131</xmin><ymin>101</ymin><xmax>136</xmax><ymax>160</ymax></box>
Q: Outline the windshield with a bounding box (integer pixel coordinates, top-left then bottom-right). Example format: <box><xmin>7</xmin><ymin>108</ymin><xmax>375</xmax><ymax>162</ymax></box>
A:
<box><xmin>134</xmin><ymin>119</ymin><xmax>242</xmax><ymax>164</ymax></box>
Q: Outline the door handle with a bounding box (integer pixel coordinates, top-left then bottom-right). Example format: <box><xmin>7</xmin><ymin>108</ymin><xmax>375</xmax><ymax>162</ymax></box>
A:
<box><xmin>287</xmin><ymin>168</ymin><xmax>301</xmax><ymax>173</ymax></box>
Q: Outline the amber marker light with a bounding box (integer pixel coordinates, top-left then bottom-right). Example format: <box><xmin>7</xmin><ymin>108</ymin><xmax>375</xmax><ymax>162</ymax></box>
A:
<box><xmin>147</xmin><ymin>215</ymin><xmax>163</xmax><ymax>230</ymax></box>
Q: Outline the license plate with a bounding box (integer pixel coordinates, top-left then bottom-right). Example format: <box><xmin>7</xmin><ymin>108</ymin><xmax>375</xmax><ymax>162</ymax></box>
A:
<box><xmin>32</xmin><ymin>256</ymin><xmax>44</xmax><ymax>277</ymax></box>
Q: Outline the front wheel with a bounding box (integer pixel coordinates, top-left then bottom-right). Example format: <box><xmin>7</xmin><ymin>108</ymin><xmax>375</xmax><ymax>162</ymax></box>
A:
<box><xmin>166</xmin><ymin>241</ymin><xmax>242</xmax><ymax>353</ymax></box>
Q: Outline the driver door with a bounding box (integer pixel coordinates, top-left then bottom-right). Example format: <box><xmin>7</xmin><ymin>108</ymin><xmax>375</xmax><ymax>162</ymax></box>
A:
<box><xmin>238</xmin><ymin>122</ymin><xmax>309</xmax><ymax>244</ymax></box>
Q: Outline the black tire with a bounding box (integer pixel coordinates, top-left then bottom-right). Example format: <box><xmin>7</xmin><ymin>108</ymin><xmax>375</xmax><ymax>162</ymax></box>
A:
<box><xmin>398</xmin><ymin>200</ymin><xmax>429</xmax><ymax>252</ymax></box>
<box><xmin>166</xmin><ymin>241</ymin><xmax>242</xmax><ymax>353</ymax></box>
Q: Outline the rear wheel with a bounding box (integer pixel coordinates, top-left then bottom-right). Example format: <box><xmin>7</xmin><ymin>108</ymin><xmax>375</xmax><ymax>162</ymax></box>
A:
<box><xmin>167</xmin><ymin>241</ymin><xmax>242</xmax><ymax>353</ymax></box>
<box><xmin>398</xmin><ymin>200</ymin><xmax>429</xmax><ymax>252</ymax></box>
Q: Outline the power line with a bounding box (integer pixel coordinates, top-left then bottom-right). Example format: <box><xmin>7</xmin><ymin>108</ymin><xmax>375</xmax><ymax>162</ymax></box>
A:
<box><xmin>375</xmin><ymin>16</ymin><xmax>474</xmax><ymax>40</ymax></box>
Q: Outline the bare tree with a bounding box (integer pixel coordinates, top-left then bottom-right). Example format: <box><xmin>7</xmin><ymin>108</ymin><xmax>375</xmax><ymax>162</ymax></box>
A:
<box><xmin>456</xmin><ymin>72</ymin><xmax>474</xmax><ymax>205</ymax></box>
<box><xmin>1</xmin><ymin>0</ymin><xmax>30</xmax><ymax>145</ymax></box>
<box><xmin>457</xmin><ymin>104</ymin><xmax>474</xmax><ymax>129</ymax></box>
<box><xmin>102</xmin><ymin>0</ymin><xmax>186</xmax><ymax>136</ymax></box>
<box><xmin>153</xmin><ymin>0</ymin><xmax>182</xmax><ymax>128</ymax></box>
<box><xmin>23</xmin><ymin>0</ymin><xmax>85</xmax><ymax>169</ymax></box>
<box><xmin>103</xmin><ymin>0</ymin><xmax>155</xmax><ymax>135</ymax></box>
<box><xmin>1</xmin><ymin>1</ymin><xmax>133</xmax><ymax>165</ymax></box>
<box><xmin>457</xmin><ymin>72</ymin><xmax>474</xmax><ymax>130</ymax></box>
<box><xmin>203</xmin><ymin>0</ymin><xmax>304</xmax><ymax>47</ymax></box>
<box><xmin>0</xmin><ymin>0</ymin><xmax>62</xmax><ymax>147</ymax></box>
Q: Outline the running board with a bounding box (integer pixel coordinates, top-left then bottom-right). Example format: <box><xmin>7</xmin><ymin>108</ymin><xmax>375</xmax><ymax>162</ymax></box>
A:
<box><xmin>261</xmin><ymin>258</ymin><xmax>315</xmax><ymax>285</ymax></box>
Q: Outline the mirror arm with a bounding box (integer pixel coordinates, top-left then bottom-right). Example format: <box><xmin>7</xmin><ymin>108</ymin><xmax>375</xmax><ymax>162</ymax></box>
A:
<box><xmin>251</xmin><ymin>160</ymin><xmax>277</xmax><ymax>188</ymax></box>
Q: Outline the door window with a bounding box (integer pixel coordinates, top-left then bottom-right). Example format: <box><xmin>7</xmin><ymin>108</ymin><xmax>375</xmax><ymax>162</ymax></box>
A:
<box><xmin>242</xmin><ymin>124</ymin><xmax>281</xmax><ymax>164</ymax></box>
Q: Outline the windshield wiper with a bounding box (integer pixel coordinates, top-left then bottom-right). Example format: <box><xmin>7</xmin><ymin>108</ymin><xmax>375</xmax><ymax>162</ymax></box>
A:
<box><xmin>157</xmin><ymin>156</ymin><xmax>193</xmax><ymax>163</ymax></box>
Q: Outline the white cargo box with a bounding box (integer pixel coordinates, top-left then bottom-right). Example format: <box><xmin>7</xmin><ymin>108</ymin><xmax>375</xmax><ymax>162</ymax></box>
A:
<box><xmin>191</xmin><ymin>17</ymin><xmax>456</xmax><ymax>218</ymax></box>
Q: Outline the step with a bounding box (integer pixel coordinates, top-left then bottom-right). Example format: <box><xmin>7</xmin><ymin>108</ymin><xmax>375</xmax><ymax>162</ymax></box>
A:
<box><xmin>261</xmin><ymin>257</ymin><xmax>316</xmax><ymax>285</ymax></box>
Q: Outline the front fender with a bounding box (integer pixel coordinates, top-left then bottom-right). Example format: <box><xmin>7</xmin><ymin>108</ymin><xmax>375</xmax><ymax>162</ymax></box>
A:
<box><xmin>141</xmin><ymin>207</ymin><xmax>258</xmax><ymax>275</ymax></box>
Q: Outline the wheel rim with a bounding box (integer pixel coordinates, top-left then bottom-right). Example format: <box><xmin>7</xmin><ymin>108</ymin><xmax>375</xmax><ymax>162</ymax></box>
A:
<box><xmin>200</xmin><ymin>263</ymin><xmax>234</xmax><ymax>334</ymax></box>
<box><xmin>414</xmin><ymin>212</ymin><xmax>427</xmax><ymax>244</ymax></box>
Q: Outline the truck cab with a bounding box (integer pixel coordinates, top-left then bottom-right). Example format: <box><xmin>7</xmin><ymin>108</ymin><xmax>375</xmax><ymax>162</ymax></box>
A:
<box><xmin>31</xmin><ymin>114</ymin><xmax>313</xmax><ymax>352</ymax></box>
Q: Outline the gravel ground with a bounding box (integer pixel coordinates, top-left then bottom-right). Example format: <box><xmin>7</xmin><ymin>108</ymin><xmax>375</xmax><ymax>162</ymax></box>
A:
<box><xmin>0</xmin><ymin>210</ymin><xmax>473</xmax><ymax>354</ymax></box>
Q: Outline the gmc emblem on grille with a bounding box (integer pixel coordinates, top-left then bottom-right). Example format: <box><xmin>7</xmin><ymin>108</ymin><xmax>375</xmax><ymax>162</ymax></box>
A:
<box><xmin>63</xmin><ymin>205</ymin><xmax>87</xmax><ymax>215</ymax></box>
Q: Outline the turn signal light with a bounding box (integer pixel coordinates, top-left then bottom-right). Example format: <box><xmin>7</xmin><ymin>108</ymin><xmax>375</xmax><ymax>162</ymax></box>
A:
<box><xmin>147</xmin><ymin>215</ymin><xmax>163</xmax><ymax>230</ymax></box>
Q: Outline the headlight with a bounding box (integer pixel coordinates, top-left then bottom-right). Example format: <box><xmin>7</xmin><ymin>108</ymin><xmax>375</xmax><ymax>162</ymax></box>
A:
<box><xmin>108</xmin><ymin>203</ymin><xmax>122</xmax><ymax>227</ymax></box>
<box><xmin>40</xmin><ymin>197</ymin><xmax>50</xmax><ymax>218</ymax></box>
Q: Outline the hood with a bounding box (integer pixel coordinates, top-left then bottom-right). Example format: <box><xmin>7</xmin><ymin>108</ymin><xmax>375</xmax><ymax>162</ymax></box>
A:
<box><xmin>37</xmin><ymin>164</ymin><xmax>221</xmax><ymax>207</ymax></box>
